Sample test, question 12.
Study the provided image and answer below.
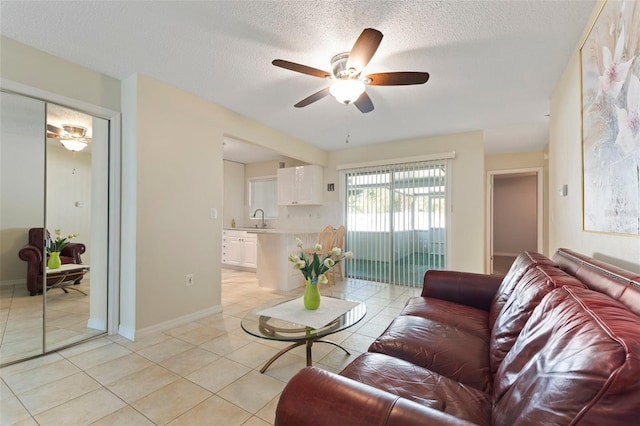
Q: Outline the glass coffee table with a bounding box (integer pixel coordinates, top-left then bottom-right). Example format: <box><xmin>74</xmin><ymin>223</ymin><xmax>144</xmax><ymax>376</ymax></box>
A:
<box><xmin>241</xmin><ymin>297</ymin><xmax>367</xmax><ymax>373</ymax></box>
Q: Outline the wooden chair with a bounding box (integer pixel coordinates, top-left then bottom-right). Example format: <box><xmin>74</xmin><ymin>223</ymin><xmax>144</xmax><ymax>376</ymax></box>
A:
<box><xmin>305</xmin><ymin>225</ymin><xmax>336</xmax><ymax>284</ymax></box>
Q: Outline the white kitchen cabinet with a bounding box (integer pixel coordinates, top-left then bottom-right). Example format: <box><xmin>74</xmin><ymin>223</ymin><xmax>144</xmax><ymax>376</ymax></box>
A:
<box><xmin>243</xmin><ymin>236</ymin><xmax>257</xmax><ymax>268</ymax></box>
<box><xmin>222</xmin><ymin>230</ymin><xmax>257</xmax><ymax>270</ymax></box>
<box><xmin>277</xmin><ymin>165</ymin><xmax>323</xmax><ymax>205</ymax></box>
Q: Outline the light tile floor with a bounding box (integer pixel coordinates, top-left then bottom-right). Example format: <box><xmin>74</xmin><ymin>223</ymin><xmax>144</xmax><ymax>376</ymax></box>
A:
<box><xmin>1</xmin><ymin>277</ymin><xmax>104</xmax><ymax>365</ymax></box>
<box><xmin>1</xmin><ymin>269</ymin><xmax>421</xmax><ymax>425</ymax></box>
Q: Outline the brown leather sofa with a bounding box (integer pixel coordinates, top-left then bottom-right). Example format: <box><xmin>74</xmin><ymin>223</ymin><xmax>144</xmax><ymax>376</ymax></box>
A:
<box><xmin>275</xmin><ymin>249</ymin><xmax>640</xmax><ymax>425</ymax></box>
<box><xmin>18</xmin><ymin>228</ymin><xmax>86</xmax><ymax>296</ymax></box>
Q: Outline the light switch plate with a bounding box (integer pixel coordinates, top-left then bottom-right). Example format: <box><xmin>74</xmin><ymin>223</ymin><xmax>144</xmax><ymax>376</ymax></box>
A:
<box><xmin>559</xmin><ymin>184</ymin><xmax>568</xmax><ymax>197</ymax></box>
<box><xmin>210</xmin><ymin>208</ymin><xmax>217</xmax><ymax>219</ymax></box>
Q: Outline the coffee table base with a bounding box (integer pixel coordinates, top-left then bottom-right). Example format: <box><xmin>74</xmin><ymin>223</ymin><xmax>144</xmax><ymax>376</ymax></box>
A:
<box><xmin>259</xmin><ymin>339</ymin><xmax>351</xmax><ymax>373</ymax></box>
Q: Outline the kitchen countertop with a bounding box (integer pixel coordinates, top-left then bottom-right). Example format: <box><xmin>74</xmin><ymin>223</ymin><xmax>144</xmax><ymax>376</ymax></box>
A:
<box><xmin>224</xmin><ymin>228</ymin><xmax>319</xmax><ymax>235</ymax></box>
<box><xmin>222</xmin><ymin>228</ymin><xmax>322</xmax><ymax>291</ymax></box>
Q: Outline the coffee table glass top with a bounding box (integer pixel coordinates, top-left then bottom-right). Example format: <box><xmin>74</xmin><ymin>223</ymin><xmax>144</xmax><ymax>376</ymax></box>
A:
<box><xmin>241</xmin><ymin>297</ymin><xmax>367</xmax><ymax>342</ymax></box>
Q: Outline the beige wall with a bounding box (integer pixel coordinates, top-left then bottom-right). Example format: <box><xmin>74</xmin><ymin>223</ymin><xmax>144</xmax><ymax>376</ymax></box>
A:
<box><xmin>223</xmin><ymin>124</ymin><xmax>327</xmax><ymax>168</ymax></box>
<box><xmin>122</xmin><ymin>74</ymin><xmax>323</xmax><ymax>333</ymax></box>
<box><xmin>485</xmin><ymin>151</ymin><xmax>545</xmax><ymax>171</ymax></box>
<box><xmin>127</xmin><ymin>74</ymin><xmax>223</xmax><ymax>329</ymax></box>
<box><xmin>549</xmin><ymin>3</ymin><xmax>640</xmax><ymax>273</ymax></box>
<box><xmin>223</xmin><ymin>160</ymin><xmax>245</xmax><ymax>229</ymax></box>
<box><xmin>0</xmin><ymin>36</ymin><xmax>120</xmax><ymax>112</ymax></box>
<box><xmin>486</xmin><ymin>150</ymin><xmax>549</xmax><ymax>255</ymax></box>
<box><xmin>326</xmin><ymin>131</ymin><xmax>486</xmax><ymax>273</ymax></box>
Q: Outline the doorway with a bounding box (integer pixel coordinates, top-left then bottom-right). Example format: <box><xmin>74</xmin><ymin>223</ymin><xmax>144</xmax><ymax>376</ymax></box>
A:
<box><xmin>486</xmin><ymin>168</ymin><xmax>543</xmax><ymax>274</ymax></box>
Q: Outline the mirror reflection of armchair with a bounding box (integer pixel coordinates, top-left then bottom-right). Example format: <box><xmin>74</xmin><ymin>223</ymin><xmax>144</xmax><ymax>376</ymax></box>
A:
<box><xmin>18</xmin><ymin>228</ymin><xmax>86</xmax><ymax>296</ymax></box>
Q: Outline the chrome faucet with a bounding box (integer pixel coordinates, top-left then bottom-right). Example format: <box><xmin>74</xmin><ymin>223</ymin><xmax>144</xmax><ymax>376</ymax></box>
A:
<box><xmin>252</xmin><ymin>208</ymin><xmax>266</xmax><ymax>228</ymax></box>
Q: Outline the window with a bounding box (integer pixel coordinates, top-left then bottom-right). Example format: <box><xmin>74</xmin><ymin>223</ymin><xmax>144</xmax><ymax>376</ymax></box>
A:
<box><xmin>249</xmin><ymin>177</ymin><xmax>278</xmax><ymax>219</ymax></box>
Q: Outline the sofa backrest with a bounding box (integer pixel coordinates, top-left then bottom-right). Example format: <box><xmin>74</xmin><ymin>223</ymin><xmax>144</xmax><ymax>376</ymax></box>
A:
<box><xmin>488</xmin><ymin>251</ymin><xmax>556</xmax><ymax>327</ymax></box>
<box><xmin>492</xmin><ymin>286</ymin><xmax>640</xmax><ymax>425</ymax></box>
<box><xmin>489</xmin><ymin>264</ymin><xmax>586</xmax><ymax>375</ymax></box>
<box><xmin>28</xmin><ymin>227</ymin><xmax>48</xmax><ymax>251</ymax></box>
<box><xmin>553</xmin><ymin>248</ymin><xmax>640</xmax><ymax>317</ymax></box>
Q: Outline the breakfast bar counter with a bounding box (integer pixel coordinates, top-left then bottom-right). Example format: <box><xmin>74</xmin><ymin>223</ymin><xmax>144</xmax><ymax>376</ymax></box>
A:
<box><xmin>245</xmin><ymin>229</ymin><xmax>319</xmax><ymax>291</ymax></box>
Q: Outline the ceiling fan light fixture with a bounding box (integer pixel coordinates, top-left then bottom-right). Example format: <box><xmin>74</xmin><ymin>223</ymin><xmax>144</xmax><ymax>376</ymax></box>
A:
<box><xmin>60</xmin><ymin>138</ymin><xmax>88</xmax><ymax>152</ymax></box>
<box><xmin>329</xmin><ymin>79</ymin><xmax>365</xmax><ymax>104</ymax></box>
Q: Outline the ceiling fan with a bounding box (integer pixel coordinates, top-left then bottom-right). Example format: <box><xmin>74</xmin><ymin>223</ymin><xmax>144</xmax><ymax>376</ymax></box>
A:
<box><xmin>47</xmin><ymin>124</ymin><xmax>91</xmax><ymax>151</ymax></box>
<box><xmin>272</xmin><ymin>28</ymin><xmax>429</xmax><ymax>113</ymax></box>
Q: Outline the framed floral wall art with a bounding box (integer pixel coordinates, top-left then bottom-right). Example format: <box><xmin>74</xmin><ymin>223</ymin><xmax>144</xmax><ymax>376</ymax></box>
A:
<box><xmin>581</xmin><ymin>0</ymin><xmax>640</xmax><ymax>235</ymax></box>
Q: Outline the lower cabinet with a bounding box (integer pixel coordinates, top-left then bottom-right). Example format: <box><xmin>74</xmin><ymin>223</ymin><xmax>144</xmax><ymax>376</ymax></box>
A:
<box><xmin>222</xmin><ymin>230</ymin><xmax>257</xmax><ymax>270</ymax></box>
<box><xmin>242</xmin><ymin>236</ymin><xmax>257</xmax><ymax>268</ymax></box>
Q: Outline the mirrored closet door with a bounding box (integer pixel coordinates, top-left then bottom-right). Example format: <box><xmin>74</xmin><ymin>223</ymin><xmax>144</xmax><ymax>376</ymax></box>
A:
<box><xmin>0</xmin><ymin>91</ymin><xmax>110</xmax><ymax>366</ymax></box>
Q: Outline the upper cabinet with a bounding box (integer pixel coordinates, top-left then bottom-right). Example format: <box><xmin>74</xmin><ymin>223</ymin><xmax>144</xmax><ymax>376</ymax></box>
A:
<box><xmin>277</xmin><ymin>165</ymin><xmax>323</xmax><ymax>205</ymax></box>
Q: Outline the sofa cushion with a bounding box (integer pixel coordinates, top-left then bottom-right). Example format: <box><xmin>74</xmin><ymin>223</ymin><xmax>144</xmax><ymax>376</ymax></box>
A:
<box><xmin>488</xmin><ymin>251</ymin><xmax>556</xmax><ymax>327</ymax></box>
<box><xmin>341</xmin><ymin>352</ymin><xmax>491</xmax><ymax>426</ymax></box>
<box><xmin>369</xmin><ymin>315</ymin><xmax>492</xmax><ymax>392</ymax></box>
<box><xmin>402</xmin><ymin>297</ymin><xmax>489</xmax><ymax>339</ymax></box>
<box><xmin>489</xmin><ymin>265</ymin><xmax>586</xmax><ymax>374</ymax></box>
<box><xmin>493</xmin><ymin>286</ymin><xmax>640</xmax><ymax>425</ymax></box>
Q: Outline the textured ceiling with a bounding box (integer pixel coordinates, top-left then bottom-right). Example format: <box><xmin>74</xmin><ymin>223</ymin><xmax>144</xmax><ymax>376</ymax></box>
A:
<box><xmin>0</xmin><ymin>0</ymin><xmax>596</xmax><ymax>155</ymax></box>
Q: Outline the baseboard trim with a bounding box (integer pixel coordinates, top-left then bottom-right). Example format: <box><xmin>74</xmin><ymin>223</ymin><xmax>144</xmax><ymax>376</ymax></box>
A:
<box><xmin>132</xmin><ymin>304</ymin><xmax>224</xmax><ymax>340</ymax></box>
<box><xmin>493</xmin><ymin>252</ymin><xmax>519</xmax><ymax>257</ymax></box>
<box><xmin>0</xmin><ymin>279</ymin><xmax>25</xmax><ymax>287</ymax></box>
<box><xmin>118</xmin><ymin>325</ymin><xmax>136</xmax><ymax>341</ymax></box>
<box><xmin>87</xmin><ymin>318</ymin><xmax>107</xmax><ymax>332</ymax></box>
<box><xmin>221</xmin><ymin>264</ymin><xmax>256</xmax><ymax>272</ymax></box>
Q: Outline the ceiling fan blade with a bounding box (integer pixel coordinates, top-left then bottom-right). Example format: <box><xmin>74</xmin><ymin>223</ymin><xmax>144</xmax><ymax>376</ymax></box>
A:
<box><xmin>272</xmin><ymin>59</ymin><xmax>331</xmax><ymax>79</ymax></box>
<box><xmin>354</xmin><ymin>91</ymin><xmax>374</xmax><ymax>113</ymax></box>
<box><xmin>294</xmin><ymin>87</ymin><xmax>330</xmax><ymax>108</ymax></box>
<box><xmin>366</xmin><ymin>72</ymin><xmax>430</xmax><ymax>86</ymax></box>
<box><xmin>346</xmin><ymin>28</ymin><xmax>383</xmax><ymax>72</ymax></box>
<box><xmin>46</xmin><ymin>124</ymin><xmax>64</xmax><ymax>136</ymax></box>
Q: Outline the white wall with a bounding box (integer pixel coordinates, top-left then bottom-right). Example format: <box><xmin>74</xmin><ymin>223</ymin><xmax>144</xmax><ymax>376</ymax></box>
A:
<box><xmin>493</xmin><ymin>175</ymin><xmax>537</xmax><ymax>255</ymax></box>
<box><xmin>549</xmin><ymin>2</ymin><xmax>640</xmax><ymax>273</ymax></box>
<box><xmin>325</xmin><ymin>131</ymin><xmax>486</xmax><ymax>273</ymax></box>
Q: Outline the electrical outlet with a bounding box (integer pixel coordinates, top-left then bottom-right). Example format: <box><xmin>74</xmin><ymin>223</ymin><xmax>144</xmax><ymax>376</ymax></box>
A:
<box><xmin>186</xmin><ymin>273</ymin><xmax>194</xmax><ymax>286</ymax></box>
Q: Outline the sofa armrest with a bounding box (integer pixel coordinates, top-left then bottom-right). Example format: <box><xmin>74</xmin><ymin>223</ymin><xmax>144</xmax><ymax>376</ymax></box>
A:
<box><xmin>275</xmin><ymin>367</ymin><xmax>477</xmax><ymax>426</ymax></box>
<box><xmin>421</xmin><ymin>270</ymin><xmax>504</xmax><ymax>311</ymax></box>
<box><xmin>18</xmin><ymin>244</ymin><xmax>42</xmax><ymax>264</ymax></box>
<box><xmin>61</xmin><ymin>242</ymin><xmax>86</xmax><ymax>264</ymax></box>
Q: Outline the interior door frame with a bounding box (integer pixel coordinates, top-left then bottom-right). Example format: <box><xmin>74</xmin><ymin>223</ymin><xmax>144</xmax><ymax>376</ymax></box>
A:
<box><xmin>485</xmin><ymin>167</ymin><xmax>543</xmax><ymax>274</ymax></box>
<box><xmin>1</xmin><ymin>78</ymin><xmax>122</xmax><ymax>336</ymax></box>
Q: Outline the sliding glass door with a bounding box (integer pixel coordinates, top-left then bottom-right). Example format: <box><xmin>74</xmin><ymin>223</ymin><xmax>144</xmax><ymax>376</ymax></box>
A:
<box><xmin>345</xmin><ymin>160</ymin><xmax>448</xmax><ymax>287</ymax></box>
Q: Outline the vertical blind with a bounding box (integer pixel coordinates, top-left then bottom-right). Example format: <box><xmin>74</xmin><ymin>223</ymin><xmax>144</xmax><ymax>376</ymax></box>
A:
<box><xmin>344</xmin><ymin>159</ymin><xmax>449</xmax><ymax>287</ymax></box>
